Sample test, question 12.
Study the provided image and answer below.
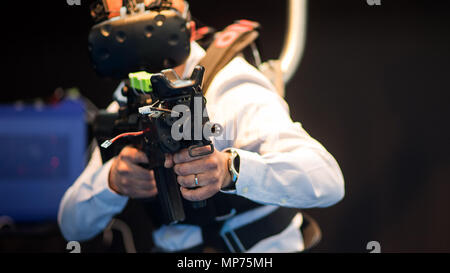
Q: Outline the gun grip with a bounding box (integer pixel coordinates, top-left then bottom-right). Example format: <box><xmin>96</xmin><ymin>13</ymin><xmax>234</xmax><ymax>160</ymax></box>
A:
<box><xmin>187</xmin><ymin>143</ymin><xmax>213</xmax><ymax>209</ymax></box>
<box><xmin>139</xmin><ymin>162</ymin><xmax>186</xmax><ymax>225</ymax></box>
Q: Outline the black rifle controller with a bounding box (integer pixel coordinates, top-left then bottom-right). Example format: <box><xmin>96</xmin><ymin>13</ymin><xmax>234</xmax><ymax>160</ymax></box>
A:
<box><xmin>94</xmin><ymin>65</ymin><xmax>216</xmax><ymax>225</ymax></box>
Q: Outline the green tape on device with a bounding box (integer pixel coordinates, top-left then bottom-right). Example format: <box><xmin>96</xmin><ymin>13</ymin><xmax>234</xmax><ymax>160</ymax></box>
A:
<box><xmin>129</xmin><ymin>71</ymin><xmax>153</xmax><ymax>92</ymax></box>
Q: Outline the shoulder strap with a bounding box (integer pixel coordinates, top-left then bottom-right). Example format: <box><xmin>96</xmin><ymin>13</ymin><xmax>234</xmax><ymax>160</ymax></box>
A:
<box><xmin>198</xmin><ymin>20</ymin><xmax>260</xmax><ymax>94</ymax></box>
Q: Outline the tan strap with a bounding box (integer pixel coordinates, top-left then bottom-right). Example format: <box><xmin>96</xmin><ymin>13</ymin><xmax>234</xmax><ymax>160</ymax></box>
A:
<box><xmin>198</xmin><ymin>20</ymin><xmax>260</xmax><ymax>94</ymax></box>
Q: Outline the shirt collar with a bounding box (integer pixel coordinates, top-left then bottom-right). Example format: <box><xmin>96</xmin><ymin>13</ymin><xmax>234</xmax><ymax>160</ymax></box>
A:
<box><xmin>181</xmin><ymin>41</ymin><xmax>206</xmax><ymax>79</ymax></box>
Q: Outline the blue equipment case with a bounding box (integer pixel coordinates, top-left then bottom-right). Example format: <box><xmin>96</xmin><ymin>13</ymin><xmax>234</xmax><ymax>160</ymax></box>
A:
<box><xmin>0</xmin><ymin>99</ymin><xmax>86</xmax><ymax>222</ymax></box>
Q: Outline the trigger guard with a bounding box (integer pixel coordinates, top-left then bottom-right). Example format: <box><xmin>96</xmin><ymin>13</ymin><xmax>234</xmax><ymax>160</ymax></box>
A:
<box><xmin>188</xmin><ymin>143</ymin><xmax>214</xmax><ymax>157</ymax></box>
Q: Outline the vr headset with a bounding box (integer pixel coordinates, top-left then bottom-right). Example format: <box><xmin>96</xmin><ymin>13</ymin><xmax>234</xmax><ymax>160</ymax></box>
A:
<box><xmin>88</xmin><ymin>0</ymin><xmax>193</xmax><ymax>79</ymax></box>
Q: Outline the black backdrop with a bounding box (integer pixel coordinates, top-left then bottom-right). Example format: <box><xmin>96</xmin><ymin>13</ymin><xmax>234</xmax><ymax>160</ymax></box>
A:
<box><xmin>1</xmin><ymin>0</ymin><xmax>450</xmax><ymax>252</ymax></box>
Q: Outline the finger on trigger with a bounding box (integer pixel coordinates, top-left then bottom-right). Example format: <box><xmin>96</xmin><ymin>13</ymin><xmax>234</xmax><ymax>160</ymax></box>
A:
<box><xmin>173</xmin><ymin>147</ymin><xmax>211</xmax><ymax>164</ymax></box>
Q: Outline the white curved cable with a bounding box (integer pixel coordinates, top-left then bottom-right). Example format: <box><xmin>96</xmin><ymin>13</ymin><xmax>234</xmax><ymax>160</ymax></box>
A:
<box><xmin>280</xmin><ymin>0</ymin><xmax>308</xmax><ymax>83</ymax></box>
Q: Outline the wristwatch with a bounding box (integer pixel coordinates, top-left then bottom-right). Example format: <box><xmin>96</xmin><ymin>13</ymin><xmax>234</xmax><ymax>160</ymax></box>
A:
<box><xmin>223</xmin><ymin>148</ymin><xmax>240</xmax><ymax>191</ymax></box>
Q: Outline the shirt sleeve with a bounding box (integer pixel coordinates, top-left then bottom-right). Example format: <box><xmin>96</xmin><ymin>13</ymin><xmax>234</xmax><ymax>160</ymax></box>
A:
<box><xmin>57</xmin><ymin>145</ymin><xmax>129</xmax><ymax>241</ymax></box>
<box><xmin>212</xmin><ymin>82</ymin><xmax>345</xmax><ymax>208</ymax></box>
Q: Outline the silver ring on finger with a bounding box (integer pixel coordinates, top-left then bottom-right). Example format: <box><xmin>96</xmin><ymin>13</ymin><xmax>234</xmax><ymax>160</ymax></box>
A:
<box><xmin>194</xmin><ymin>174</ymin><xmax>199</xmax><ymax>186</ymax></box>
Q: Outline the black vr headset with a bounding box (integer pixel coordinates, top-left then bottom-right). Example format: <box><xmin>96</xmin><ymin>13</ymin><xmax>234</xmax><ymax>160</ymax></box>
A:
<box><xmin>88</xmin><ymin>0</ymin><xmax>192</xmax><ymax>79</ymax></box>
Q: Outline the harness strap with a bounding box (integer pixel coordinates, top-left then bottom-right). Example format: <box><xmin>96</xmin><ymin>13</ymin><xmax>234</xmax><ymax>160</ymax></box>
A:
<box><xmin>199</xmin><ymin>20</ymin><xmax>260</xmax><ymax>94</ymax></box>
<box><xmin>177</xmin><ymin>207</ymin><xmax>299</xmax><ymax>253</ymax></box>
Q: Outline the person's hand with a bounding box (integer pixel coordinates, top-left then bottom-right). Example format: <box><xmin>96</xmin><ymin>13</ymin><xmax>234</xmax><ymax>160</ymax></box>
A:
<box><xmin>108</xmin><ymin>146</ymin><xmax>158</xmax><ymax>198</ymax></box>
<box><xmin>165</xmin><ymin>146</ymin><xmax>232</xmax><ymax>201</ymax></box>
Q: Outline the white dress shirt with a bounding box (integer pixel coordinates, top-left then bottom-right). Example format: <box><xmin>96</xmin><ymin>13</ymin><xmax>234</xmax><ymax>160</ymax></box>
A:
<box><xmin>58</xmin><ymin>42</ymin><xmax>345</xmax><ymax>252</ymax></box>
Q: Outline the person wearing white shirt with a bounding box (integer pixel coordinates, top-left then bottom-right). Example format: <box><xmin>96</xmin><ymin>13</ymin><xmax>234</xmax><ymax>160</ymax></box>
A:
<box><xmin>58</xmin><ymin>0</ymin><xmax>345</xmax><ymax>253</ymax></box>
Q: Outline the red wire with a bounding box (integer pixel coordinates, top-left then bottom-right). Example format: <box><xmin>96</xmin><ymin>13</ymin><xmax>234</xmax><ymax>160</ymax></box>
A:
<box><xmin>109</xmin><ymin>130</ymin><xmax>145</xmax><ymax>144</ymax></box>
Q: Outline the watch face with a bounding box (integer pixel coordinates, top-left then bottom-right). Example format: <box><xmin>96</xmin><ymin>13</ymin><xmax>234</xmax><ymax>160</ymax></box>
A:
<box><xmin>228</xmin><ymin>150</ymin><xmax>240</xmax><ymax>183</ymax></box>
<box><xmin>233</xmin><ymin>151</ymin><xmax>240</xmax><ymax>173</ymax></box>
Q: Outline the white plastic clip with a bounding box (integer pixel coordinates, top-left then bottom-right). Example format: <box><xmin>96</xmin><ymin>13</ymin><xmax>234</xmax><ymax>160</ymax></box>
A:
<box><xmin>100</xmin><ymin>140</ymin><xmax>113</xmax><ymax>149</ymax></box>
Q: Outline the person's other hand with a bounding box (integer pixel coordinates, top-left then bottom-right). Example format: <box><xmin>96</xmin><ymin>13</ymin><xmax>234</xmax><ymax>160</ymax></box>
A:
<box><xmin>165</xmin><ymin>147</ymin><xmax>232</xmax><ymax>201</ymax></box>
<box><xmin>109</xmin><ymin>146</ymin><xmax>157</xmax><ymax>198</ymax></box>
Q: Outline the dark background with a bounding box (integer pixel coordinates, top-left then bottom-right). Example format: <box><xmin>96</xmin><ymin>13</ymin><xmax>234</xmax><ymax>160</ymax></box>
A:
<box><xmin>1</xmin><ymin>0</ymin><xmax>450</xmax><ymax>252</ymax></box>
